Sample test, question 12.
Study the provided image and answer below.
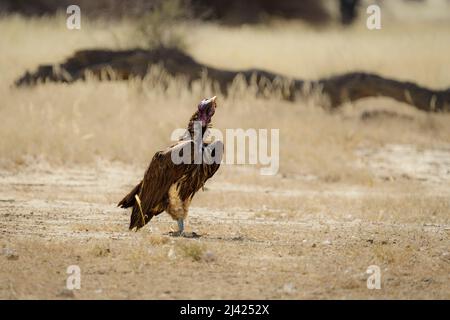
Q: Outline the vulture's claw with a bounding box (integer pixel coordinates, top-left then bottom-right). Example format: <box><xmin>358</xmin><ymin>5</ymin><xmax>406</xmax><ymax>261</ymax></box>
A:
<box><xmin>168</xmin><ymin>230</ymin><xmax>183</xmax><ymax>237</ymax></box>
<box><xmin>181</xmin><ymin>231</ymin><xmax>201</xmax><ymax>238</ymax></box>
<box><xmin>168</xmin><ymin>231</ymin><xmax>201</xmax><ymax>238</ymax></box>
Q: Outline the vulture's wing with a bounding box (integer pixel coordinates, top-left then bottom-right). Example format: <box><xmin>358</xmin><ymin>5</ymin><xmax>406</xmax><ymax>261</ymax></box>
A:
<box><xmin>129</xmin><ymin>140</ymin><xmax>194</xmax><ymax>230</ymax></box>
<box><xmin>177</xmin><ymin>140</ymin><xmax>223</xmax><ymax>201</ymax></box>
<box><xmin>202</xmin><ymin>140</ymin><xmax>223</xmax><ymax>181</ymax></box>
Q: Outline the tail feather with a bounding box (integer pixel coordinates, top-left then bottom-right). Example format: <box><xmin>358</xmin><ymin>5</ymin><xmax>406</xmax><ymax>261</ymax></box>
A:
<box><xmin>118</xmin><ymin>180</ymin><xmax>152</xmax><ymax>231</ymax></box>
<box><xmin>117</xmin><ymin>181</ymin><xmax>142</xmax><ymax>208</ymax></box>
<box><xmin>129</xmin><ymin>202</ymin><xmax>152</xmax><ymax>231</ymax></box>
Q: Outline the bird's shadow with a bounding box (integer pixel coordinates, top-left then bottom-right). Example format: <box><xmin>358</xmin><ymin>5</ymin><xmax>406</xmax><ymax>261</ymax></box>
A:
<box><xmin>164</xmin><ymin>231</ymin><xmax>201</xmax><ymax>239</ymax></box>
<box><xmin>162</xmin><ymin>232</ymin><xmax>263</xmax><ymax>243</ymax></box>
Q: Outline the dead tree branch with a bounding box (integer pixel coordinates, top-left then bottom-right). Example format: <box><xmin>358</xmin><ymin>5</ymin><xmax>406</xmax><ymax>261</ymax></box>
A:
<box><xmin>15</xmin><ymin>47</ymin><xmax>450</xmax><ymax>112</ymax></box>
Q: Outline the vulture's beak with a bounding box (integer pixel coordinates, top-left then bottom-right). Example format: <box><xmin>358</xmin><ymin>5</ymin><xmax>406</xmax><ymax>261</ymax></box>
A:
<box><xmin>206</xmin><ymin>96</ymin><xmax>217</xmax><ymax>108</ymax></box>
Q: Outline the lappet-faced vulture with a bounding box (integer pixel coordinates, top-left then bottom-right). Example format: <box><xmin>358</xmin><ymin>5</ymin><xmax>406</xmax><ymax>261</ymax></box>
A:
<box><xmin>118</xmin><ymin>96</ymin><xmax>223</xmax><ymax>237</ymax></box>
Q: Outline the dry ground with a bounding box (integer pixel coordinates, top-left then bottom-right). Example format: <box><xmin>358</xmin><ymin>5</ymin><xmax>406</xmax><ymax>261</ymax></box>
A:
<box><xmin>0</xmin><ymin>152</ymin><xmax>449</xmax><ymax>299</ymax></box>
<box><xmin>1</xmin><ymin>4</ymin><xmax>450</xmax><ymax>299</ymax></box>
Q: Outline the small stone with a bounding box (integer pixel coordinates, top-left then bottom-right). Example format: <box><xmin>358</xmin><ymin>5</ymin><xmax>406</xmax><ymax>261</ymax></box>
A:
<box><xmin>202</xmin><ymin>251</ymin><xmax>216</xmax><ymax>263</ymax></box>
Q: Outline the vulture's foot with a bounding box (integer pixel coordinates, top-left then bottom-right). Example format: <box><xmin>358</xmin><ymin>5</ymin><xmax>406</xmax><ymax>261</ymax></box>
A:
<box><xmin>181</xmin><ymin>231</ymin><xmax>201</xmax><ymax>238</ymax></box>
<box><xmin>168</xmin><ymin>219</ymin><xmax>200</xmax><ymax>237</ymax></box>
<box><xmin>168</xmin><ymin>231</ymin><xmax>201</xmax><ymax>238</ymax></box>
<box><xmin>168</xmin><ymin>230</ymin><xmax>183</xmax><ymax>237</ymax></box>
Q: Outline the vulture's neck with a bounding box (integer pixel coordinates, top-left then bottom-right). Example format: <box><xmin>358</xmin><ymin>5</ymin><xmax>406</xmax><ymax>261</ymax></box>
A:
<box><xmin>184</xmin><ymin>112</ymin><xmax>208</xmax><ymax>142</ymax></box>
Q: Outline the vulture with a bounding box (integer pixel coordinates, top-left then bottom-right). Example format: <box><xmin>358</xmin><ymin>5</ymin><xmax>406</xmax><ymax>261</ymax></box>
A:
<box><xmin>118</xmin><ymin>96</ymin><xmax>223</xmax><ymax>237</ymax></box>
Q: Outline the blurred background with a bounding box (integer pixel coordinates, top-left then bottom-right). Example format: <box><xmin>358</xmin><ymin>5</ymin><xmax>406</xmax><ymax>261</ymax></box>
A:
<box><xmin>1</xmin><ymin>0</ymin><xmax>449</xmax><ymax>177</ymax></box>
<box><xmin>2</xmin><ymin>0</ymin><xmax>450</xmax><ymax>26</ymax></box>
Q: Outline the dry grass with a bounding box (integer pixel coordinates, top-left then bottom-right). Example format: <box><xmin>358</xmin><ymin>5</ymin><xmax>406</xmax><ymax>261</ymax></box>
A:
<box><xmin>178</xmin><ymin>242</ymin><xmax>206</xmax><ymax>262</ymax></box>
<box><xmin>1</xmin><ymin>10</ymin><xmax>450</xmax><ymax>183</ymax></box>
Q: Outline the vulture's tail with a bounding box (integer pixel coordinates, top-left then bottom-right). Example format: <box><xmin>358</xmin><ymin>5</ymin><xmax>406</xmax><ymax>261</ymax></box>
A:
<box><xmin>129</xmin><ymin>201</ymin><xmax>151</xmax><ymax>231</ymax></box>
<box><xmin>117</xmin><ymin>181</ymin><xmax>142</xmax><ymax>208</ymax></box>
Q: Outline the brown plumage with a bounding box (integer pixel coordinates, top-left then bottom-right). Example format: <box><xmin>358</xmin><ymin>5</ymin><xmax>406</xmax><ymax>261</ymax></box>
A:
<box><xmin>118</xmin><ymin>96</ymin><xmax>223</xmax><ymax>236</ymax></box>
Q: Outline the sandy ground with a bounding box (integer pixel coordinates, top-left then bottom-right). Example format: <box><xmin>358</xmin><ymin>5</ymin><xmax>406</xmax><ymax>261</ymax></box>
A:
<box><xmin>0</xmin><ymin>144</ymin><xmax>449</xmax><ymax>299</ymax></box>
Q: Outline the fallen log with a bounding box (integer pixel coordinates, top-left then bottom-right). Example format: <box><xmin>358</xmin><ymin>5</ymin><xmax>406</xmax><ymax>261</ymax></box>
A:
<box><xmin>15</xmin><ymin>47</ymin><xmax>450</xmax><ymax>112</ymax></box>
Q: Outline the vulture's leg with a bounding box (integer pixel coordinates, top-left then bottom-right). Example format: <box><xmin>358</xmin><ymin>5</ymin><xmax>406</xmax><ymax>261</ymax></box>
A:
<box><xmin>179</xmin><ymin>199</ymin><xmax>200</xmax><ymax>238</ymax></box>
<box><xmin>177</xmin><ymin>219</ymin><xmax>184</xmax><ymax>233</ymax></box>
<box><xmin>167</xmin><ymin>184</ymin><xmax>187</xmax><ymax>237</ymax></box>
<box><xmin>168</xmin><ymin>221</ymin><xmax>183</xmax><ymax>237</ymax></box>
<box><xmin>167</xmin><ymin>185</ymin><xmax>200</xmax><ymax>238</ymax></box>
<box><xmin>168</xmin><ymin>219</ymin><xmax>187</xmax><ymax>237</ymax></box>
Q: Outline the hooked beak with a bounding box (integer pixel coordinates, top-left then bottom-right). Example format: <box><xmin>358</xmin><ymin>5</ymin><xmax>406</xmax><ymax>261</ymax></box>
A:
<box><xmin>206</xmin><ymin>96</ymin><xmax>217</xmax><ymax>107</ymax></box>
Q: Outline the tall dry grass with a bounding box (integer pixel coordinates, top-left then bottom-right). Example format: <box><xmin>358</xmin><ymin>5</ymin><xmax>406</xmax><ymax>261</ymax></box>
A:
<box><xmin>1</xmin><ymin>7</ymin><xmax>450</xmax><ymax>181</ymax></box>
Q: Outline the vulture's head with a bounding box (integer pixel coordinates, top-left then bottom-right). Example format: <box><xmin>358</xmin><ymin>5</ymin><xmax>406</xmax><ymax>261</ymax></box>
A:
<box><xmin>197</xmin><ymin>96</ymin><xmax>217</xmax><ymax>127</ymax></box>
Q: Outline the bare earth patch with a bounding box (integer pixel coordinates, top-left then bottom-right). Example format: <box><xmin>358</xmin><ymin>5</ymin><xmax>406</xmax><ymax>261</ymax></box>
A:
<box><xmin>0</xmin><ymin>144</ymin><xmax>449</xmax><ymax>299</ymax></box>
